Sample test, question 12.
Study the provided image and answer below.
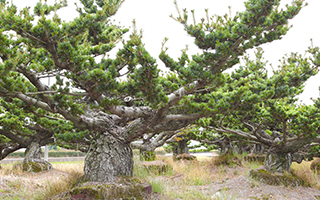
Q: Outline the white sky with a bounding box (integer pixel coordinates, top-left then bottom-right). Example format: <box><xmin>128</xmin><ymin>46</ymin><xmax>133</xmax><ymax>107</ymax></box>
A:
<box><xmin>12</xmin><ymin>0</ymin><xmax>320</xmax><ymax>104</ymax></box>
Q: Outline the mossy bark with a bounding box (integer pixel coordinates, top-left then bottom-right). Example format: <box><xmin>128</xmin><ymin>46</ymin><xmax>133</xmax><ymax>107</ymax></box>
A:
<box><xmin>84</xmin><ymin>133</ymin><xmax>134</xmax><ymax>182</ymax></box>
<box><xmin>52</xmin><ymin>177</ymin><xmax>152</xmax><ymax>200</ymax></box>
<box><xmin>217</xmin><ymin>138</ymin><xmax>236</xmax><ymax>155</ymax></box>
<box><xmin>265</xmin><ymin>152</ymin><xmax>292</xmax><ymax>172</ymax></box>
<box><xmin>253</xmin><ymin>144</ymin><xmax>265</xmax><ymax>154</ymax></box>
<box><xmin>23</xmin><ymin>141</ymin><xmax>52</xmax><ymax>172</ymax></box>
<box><xmin>172</xmin><ymin>139</ymin><xmax>189</xmax><ymax>156</ymax></box>
<box><xmin>250</xmin><ymin>168</ymin><xmax>305</xmax><ymax>187</ymax></box>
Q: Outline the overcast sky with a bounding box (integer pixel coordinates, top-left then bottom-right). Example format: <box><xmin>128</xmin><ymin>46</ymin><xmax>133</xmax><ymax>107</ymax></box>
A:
<box><xmin>13</xmin><ymin>0</ymin><xmax>320</xmax><ymax>104</ymax></box>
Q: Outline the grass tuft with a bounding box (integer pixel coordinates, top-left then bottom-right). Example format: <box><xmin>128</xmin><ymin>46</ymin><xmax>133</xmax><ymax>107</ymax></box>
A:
<box><xmin>291</xmin><ymin>160</ymin><xmax>320</xmax><ymax>189</ymax></box>
<box><xmin>33</xmin><ymin>170</ymin><xmax>84</xmax><ymax>200</ymax></box>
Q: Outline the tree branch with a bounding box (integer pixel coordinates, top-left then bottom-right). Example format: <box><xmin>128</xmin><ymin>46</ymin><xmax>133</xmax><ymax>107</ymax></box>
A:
<box><xmin>0</xmin><ymin>129</ymin><xmax>29</xmax><ymax>146</ymax></box>
<box><xmin>107</xmin><ymin>105</ymin><xmax>153</xmax><ymax>119</ymax></box>
<box><xmin>15</xmin><ymin>93</ymin><xmax>53</xmax><ymax>112</ymax></box>
<box><xmin>162</xmin><ymin>114</ymin><xmax>203</xmax><ymax>122</ymax></box>
<box><xmin>24</xmin><ymin>91</ymin><xmax>89</xmax><ymax>96</ymax></box>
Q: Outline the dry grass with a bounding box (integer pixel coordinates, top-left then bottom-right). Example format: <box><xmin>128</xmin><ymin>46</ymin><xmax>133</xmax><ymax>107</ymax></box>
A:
<box><xmin>0</xmin><ymin>161</ymin><xmax>84</xmax><ymax>200</ymax></box>
<box><xmin>291</xmin><ymin>160</ymin><xmax>320</xmax><ymax>189</ymax></box>
<box><xmin>132</xmin><ymin>155</ymin><xmax>248</xmax><ymax>199</ymax></box>
<box><xmin>1</xmin><ymin>156</ymin><xmax>320</xmax><ymax>199</ymax></box>
<box><xmin>34</xmin><ymin>170</ymin><xmax>84</xmax><ymax>200</ymax></box>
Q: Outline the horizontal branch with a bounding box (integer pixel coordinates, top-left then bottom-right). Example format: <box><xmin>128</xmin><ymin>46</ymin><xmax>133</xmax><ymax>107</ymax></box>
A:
<box><xmin>209</xmin><ymin>126</ymin><xmax>259</xmax><ymax>142</ymax></box>
<box><xmin>108</xmin><ymin>105</ymin><xmax>153</xmax><ymax>119</ymax></box>
<box><xmin>15</xmin><ymin>93</ymin><xmax>53</xmax><ymax>112</ymax></box>
<box><xmin>130</xmin><ymin>142</ymin><xmax>142</xmax><ymax>149</ymax></box>
<box><xmin>24</xmin><ymin>91</ymin><xmax>89</xmax><ymax>96</ymax></box>
<box><xmin>162</xmin><ymin>114</ymin><xmax>203</xmax><ymax>122</ymax></box>
<box><xmin>14</xmin><ymin>93</ymin><xmax>82</xmax><ymax>129</ymax></box>
<box><xmin>0</xmin><ymin>129</ymin><xmax>28</xmax><ymax>146</ymax></box>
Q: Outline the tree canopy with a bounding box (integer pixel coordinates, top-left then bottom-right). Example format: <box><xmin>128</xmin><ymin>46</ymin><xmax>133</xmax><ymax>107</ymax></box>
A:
<box><xmin>0</xmin><ymin>0</ymin><xmax>315</xmax><ymax>181</ymax></box>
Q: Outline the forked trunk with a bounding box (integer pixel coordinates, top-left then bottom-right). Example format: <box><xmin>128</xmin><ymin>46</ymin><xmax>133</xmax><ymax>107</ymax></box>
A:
<box><xmin>23</xmin><ymin>141</ymin><xmax>52</xmax><ymax>172</ymax></box>
<box><xmin>84</xmin><ymin>133</ymin><xmax>134</xmax><ymax>182</ymax></box>
<box><xmin>265</xmin><ymin>152</ymin><xmax>292</xmax><ymax>172</ymax></box>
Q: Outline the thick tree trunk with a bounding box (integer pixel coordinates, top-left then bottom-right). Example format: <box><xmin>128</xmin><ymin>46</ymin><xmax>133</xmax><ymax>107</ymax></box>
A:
<box><xmin>84</xmin><ymin>133</ymin><xmax>134</xmax><ymax>182</ymax></box>
<box><xmin>24</xmin><ymin>141</ymin><xmax>42</xmax><ymax>161</ymax></box>
<box><xmin>218</xmin><ymin>139</ymin><xmax>236</xmax><ymax>155</ymax></box>
<box><xmin>265</xmin><ymin>152</ymin><xmax>292</xmax><ymax>172</ymax></box>
<box><xmin>172</xmin><ymin>139</ymin><xmax>189</xmax><ymax>155</ymax></box>
<box><xmin>23</xmin><ymin>141</ymin><xmax>53</xmax><ymax>172</ymax></box>
<box><xmin>235</xmin><ymin>143</ymin><xmax>252</xmax><ymax>154</ymax></box>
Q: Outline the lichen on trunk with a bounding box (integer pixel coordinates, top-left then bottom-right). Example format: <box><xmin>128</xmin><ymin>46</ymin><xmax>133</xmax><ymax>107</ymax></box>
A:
<box><xmin>265</xmin><ymin>152</ymin><xmax>292</xmax><ymax>172</ymax></box>
<box><xmin>23</xmin><ymin>141</ymin><xmax>53</xmax><ymax>172</ymax></box>
<box><xmin>172</xmin><ymin>139</ymin><xmax>189</xmax><ymax>155</ymax></box>
<box><xmin>84</xmin><ymin>133</ymin><xmax>134</xmax><ymax>182</ymax></box>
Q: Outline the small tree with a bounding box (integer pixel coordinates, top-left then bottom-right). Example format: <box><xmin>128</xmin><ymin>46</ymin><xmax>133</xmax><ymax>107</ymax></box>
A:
<box><xmin>188</xmin><ymin>48</ymin><xmax>320</xmax><ymax>172</ymax></box>
<box><xmin>0</xmin><ymin>96</ymin><xmax>80</xmax><ymax>170</ymax></box>
<box><xmin>0</xmin><ymin>0</ymin><xmax>306</xmax><ymax>181</ymax></box>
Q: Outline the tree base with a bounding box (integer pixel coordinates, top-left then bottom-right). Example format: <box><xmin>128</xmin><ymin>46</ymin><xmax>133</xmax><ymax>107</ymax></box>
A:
<box><xmin>22</xmin><ymin>160</ymin><xmax>53</xmax><ymax>172</ymax></box>
<box><xmin>52</xmin><ymin>176</ymin><xmax>153</xmax><ymax>200</ymax></box>
<box><xmin>250</xmin><ymin>167</ymin><xmax>306</xmax><ymax>187</ymax></box>
<box><xmin>84</xmin><ymin>134</ymin><xmax>134</xmax><ymax>182</ymax></box>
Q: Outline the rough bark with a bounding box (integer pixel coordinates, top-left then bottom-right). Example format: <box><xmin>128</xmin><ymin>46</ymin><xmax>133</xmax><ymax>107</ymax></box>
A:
<box><xmin>84</xmin><ymin>133</ymin><xmax>134</xmax><ymax>182</ymax></box>
<box><xmin>172</xmin><ymin>139</ymin><xmax>189</xmax><ymax>155</ymax></box>
<box><xmin>23</xmin><ymin>141</ymin><xmax>53</xmax><ymax>172</ymax></box>
<box><xmin>253</xmin><ymin>144</ymin><xmax>265</xmax><ymax>154</ymax></box>
<box><xmin>265</xmin><ymin>152</ymin><xmax>292</xmax><ymax>172</ymax></box>
<box><xmin>217</xmin><ymin>138</ymin><xmax>236</xmax><ymax>155</ymax></box>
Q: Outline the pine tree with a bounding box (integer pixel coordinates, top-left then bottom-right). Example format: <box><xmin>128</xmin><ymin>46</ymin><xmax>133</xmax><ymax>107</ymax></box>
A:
<box><xmin>0</xmin><ymin>0</ymin><xmax>307</xmax><ymax>181</ymax></box>
<box><xmin>186</xmin><ymin>47</ymin><xmax>320</xmax><ymax>172</ymax></box>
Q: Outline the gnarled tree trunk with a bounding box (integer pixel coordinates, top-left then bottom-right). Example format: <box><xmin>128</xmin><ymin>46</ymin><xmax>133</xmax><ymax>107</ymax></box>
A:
<box><xmin>23</xmin><ymin>141</ymin><xmax>53</xmax><ymax>172</ymax></box>
<box><xmin>253</xmin><ymin>144</ymin><xmax>265</xmax><ymax>154</ymax></box>
<box><xmin>265</xmin><ymin>152</ymin><xmax>292</xmax><ymax>172</ymax></box>
<box><xmin>217</xmin><ymin>138</ymin><xmax>236</xmax><ymax>155</ymax></box>
<box><xmin>84</xmin><ymin>133</ymin><xmax>134</xmax><ymax>182</ymax></box>
<box><xmin>172</xmin><ymin>139</ymin><xmax>189</xmax><ymax>155</ymax></box>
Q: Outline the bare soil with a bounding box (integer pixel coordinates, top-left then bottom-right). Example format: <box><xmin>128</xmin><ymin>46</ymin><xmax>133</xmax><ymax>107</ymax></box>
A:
<box><xmin>154</xmin><ymin>165</ymin><xmax>320</xmax><ymax>200</ymax></box>
<box><xmin>1</xmin><ymin>163</ymin><xmax>320</xmax><ymax>199</ymax></box>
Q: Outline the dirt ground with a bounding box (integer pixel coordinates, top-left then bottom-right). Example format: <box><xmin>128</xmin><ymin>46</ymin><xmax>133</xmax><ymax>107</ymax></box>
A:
<box><xmin>1</xmin><ymin>164</ymin><xmax>320</xmax><ymax>199</ymax></box>
<box><xmin>154</xmin><ymin>165</ymin><xmax>320</xmax><ymax>200</ymax></box>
